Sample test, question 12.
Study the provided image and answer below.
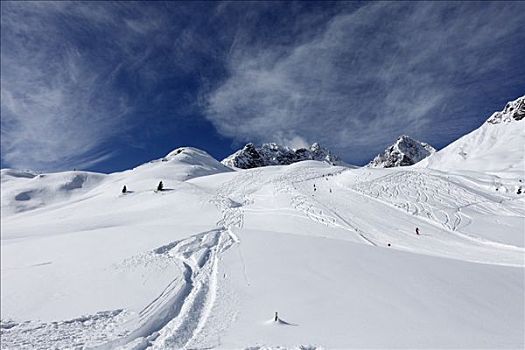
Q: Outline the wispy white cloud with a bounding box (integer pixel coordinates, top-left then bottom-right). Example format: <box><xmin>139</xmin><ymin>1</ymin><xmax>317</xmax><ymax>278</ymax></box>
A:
<box><xmin>1</xmin><ymin>2</ymin><xmax>244</xmax><ymax>171</ymax></box>
<box><xmin>0</xmin><ymin>3</ymin><xmax>128</xmax><ymax>170</ymax></box>
<box><xmin>2</xmin><ymin>2</ymin><xmax>523</xmax><ymax>170</ymax></box>
<box><xmin>0</xmin><ymin>2</ymin><xmax>172</xmax><ymax>171</ymax></box>
<box><xmin>204</xmin><ymin>2</ymin><xmax>525</xmax><ymax>162</ymax></box>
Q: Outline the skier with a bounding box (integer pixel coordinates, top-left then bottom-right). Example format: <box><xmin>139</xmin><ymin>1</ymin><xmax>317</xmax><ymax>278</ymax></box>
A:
<box><xmin>313</xmin><ymin>184</ymin><xmax>317</xmax><ymax>192</ymax></box>
<box><xmin>157</xmin><ymin>181</ymin><xmax>164</xmax><ymax>192</ymax></box>
<box><xmin>122</xmin><ymin>185</ymin><xmax>127</xmax><ymax>194</ymax></box>
<box><xmin>416</xmin><ymin>227</ymin><xmax>420</xmax><ymax>235</ymax></box>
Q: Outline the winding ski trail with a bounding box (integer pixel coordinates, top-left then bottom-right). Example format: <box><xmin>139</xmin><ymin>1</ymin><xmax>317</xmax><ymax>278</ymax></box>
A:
<box><xmin>98</xmin><ymin>170</ymin><xmax>260</xmax><ymax>349</ymax></box>
<box><xmin>95</xmin><ymin>228</ymin><xmax>235</xmax><ymax>350</ymax></box>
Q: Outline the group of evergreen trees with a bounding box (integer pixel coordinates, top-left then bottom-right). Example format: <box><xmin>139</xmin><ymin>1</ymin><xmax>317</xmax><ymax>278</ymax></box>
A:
<box><xmin>121</xmin><ymin>181</ymin><xmax>164</xmax><ymax>194</ymax></box>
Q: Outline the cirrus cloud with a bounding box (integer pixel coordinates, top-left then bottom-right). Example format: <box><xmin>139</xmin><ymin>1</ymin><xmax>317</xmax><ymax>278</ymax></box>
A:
<box><xmin>0</xmin><ymin>2</ymin><xmax>175</xmax><ymax>171</ymax></box>
<box><xmin>204</xmin><ymin>2</ymin><xmax>525</xmax><ymax>163</ymax></box>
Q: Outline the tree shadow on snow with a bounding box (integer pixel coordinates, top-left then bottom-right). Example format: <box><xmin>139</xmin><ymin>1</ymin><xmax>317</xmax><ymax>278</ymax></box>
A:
<box><xmin>155</xmin><ymin>188</ymin><xmax>175</xmax><ymax>193</ymax></box>
<box><xmin>266</xmin><ymin>317</ymin><xmax>298</xmax><ymax>326</ymax></box>
<box><xmin>276</xmin><ymin>318</ymin><xmax>298</xmax><ymax>326</ymax></box>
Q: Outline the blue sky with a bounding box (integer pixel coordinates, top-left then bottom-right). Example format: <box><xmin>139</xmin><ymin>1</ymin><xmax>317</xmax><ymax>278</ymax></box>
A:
<box><xmin>1</xmin><ymin>1</ymin><xmax>524</xmax><ymax>172</ymax></box>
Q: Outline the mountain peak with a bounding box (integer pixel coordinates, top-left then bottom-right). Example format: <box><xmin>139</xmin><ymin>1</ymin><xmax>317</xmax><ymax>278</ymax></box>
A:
<box><xmin>222</xmin><ymin>142</ymin><xmax>341</xmax><ymax>169</ymax></box>
<box><xmin>419</xmin><ymin>95</ymin><xmax>525</xmax><ymax>173</ymax></box>
<box><xmin>486</xmin><ymin>95</ymin><xmax>525</xmax><ymax>124</ymax></box>
<box><xmin>368</xmin><ymin>135</ymin><xmax>436</xmax><ymax>168</ymax></box>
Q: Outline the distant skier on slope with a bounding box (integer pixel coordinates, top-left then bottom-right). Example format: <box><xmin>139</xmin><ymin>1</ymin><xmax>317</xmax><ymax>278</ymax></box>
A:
<box><xmin>416</xmin><ymin>227</ymin><xmax>420</xmax><ymax>235</ymax></box>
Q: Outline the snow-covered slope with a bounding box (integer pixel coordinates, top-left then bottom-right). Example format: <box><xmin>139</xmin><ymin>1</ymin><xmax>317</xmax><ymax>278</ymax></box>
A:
<box><xmin>1</xmin><ymin>145</ymin><xmax>524</xmax><ymax>349</ymax></box>
<box><xmin>1</xmin><ymin>147</ymin><xmax>231</xmax><ymax>217</ymax></box>
<box><xmin>368</xmin><ymin>135</ymin><xmax>436</xmax><ymax>168</ymax></box>
<box><xmin>1</xmin><ymin>169</ymin><xmax>107</xmax><ymax>216</ymax></box>
<box><xmin>222</xmin><ymin>142</ymin><xmax>342</xmax><ymax>169</ymax></box>
<box><xmin>420</xmin><ymin>95</ymin><xmax>525</xmax><ymax>174</ymax></box>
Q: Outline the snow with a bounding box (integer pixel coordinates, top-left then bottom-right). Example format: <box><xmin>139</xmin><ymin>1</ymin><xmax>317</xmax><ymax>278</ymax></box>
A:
<box><xmin>218</xmin><ymin>229</ymin><xmax>522</xmax><ymax>349</ymax></box>
<box><xmin>1</xmin><ymin>112</ymin><xmax>525</xmax><ymax>348</ymax></box>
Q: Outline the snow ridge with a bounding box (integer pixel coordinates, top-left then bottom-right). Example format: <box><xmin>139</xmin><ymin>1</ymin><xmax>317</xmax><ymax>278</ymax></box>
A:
<box><xmin>486</xmin><ymin>95</ymin><xmax>525</xmax><ymax>124</ymax></box>
<box><xmin>222</xmin><ymin>142</ymin><xmax>342</xmax><ymax>169</ymax></box>
<box><xmin>419</xmin><ymin>94</ymin><xmax>525</xmax><ymax>173</ymax></box>
<box><xmin>368</xmin><ymin>135</ymin><xmax>436</xmax><ymax>168</ymax></box>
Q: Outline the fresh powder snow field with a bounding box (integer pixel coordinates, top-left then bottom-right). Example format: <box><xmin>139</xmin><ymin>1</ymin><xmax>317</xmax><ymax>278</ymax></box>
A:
<box><xmin>1</xmin><ymin>98</ymin><xmax>524</xmax><ymax>349</ymax></box>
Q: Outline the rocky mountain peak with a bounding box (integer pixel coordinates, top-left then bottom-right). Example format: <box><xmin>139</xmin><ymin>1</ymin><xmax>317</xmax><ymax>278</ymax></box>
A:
<box><xmin>486</xmin><ymin>95</ymin><xmax>525</xmax><ymax>124</ymax></box>
<box><xmin>368</xmin><ymin>135</ymin><xmax>436</xmax><ymax>168</ymax></box>
<box><xmin>222</xmin><ymin>142</ymin><xmax>341</xmax><ymax>169</ymax></box>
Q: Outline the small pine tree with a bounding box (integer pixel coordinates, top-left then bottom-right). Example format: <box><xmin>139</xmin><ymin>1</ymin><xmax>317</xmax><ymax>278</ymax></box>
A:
<box><xmin>122</xmin><ymin>185</ymin><xmax>127</xmax><ymax>194</ymax></box>
<box><xmin>157</xmin><ymin>181</ymin><xmax>164</xmax><ymax>191</ymax></box>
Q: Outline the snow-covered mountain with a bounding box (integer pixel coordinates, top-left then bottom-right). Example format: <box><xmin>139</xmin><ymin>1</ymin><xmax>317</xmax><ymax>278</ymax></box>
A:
<box><xmin>1</xmin><ymin>99</ymin><xmax>524</xmax><ymax>349</ymax></box>
<box><xmin>222</xmin><ymin>142</ymin><xmax>342</xmax><ymax>169</ymax></box>
<box><xmin>420</xmin><ymin>95</ymin><xmax>525</xmax><ymax>174</ymax></box>
<box><xmin>486</xmin><ymin>95</ymin><xmax>525</xmax><ymax>123</ymax></box>
<box><xmin>0</xmin><ymin>147</ymin><xmax>231</xmax><ymax>217</ymax></box>
<box><xmin>367</xmin><ymin>135</ymin><xmax>436</xmax><ymax>168</ymax></box>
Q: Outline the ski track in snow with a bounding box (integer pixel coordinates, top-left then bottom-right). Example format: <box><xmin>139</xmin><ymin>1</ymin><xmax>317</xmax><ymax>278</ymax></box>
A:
<box><xmin>96</xmin><ymin>229</ymin><xmax>236</xmax><ymax>350</ymax></box>
<box><xmin>1</xmin><ymin>170</ymin><xmax>257</xmax><ymax>350</ymax></box>
<box><xmin>272</xmin><ymin>167</ymin><xmax>378</xmax><ymax>246</ymax></box>
<box><xmin>145</xmin><ymin>229</ymin><xmax>235</xmax><ymax>350</ymax></box>
<box><xmin>353</xmin><ymin>171</ymin><xmax>522</xmax><ymax>232</ymax></box>
<box><xmin>352</xmin><ymin>170</ymin><xmax>525</xmax><ymax>251</ymax></box>
<box><xmin>0</xmin><ymin>228</ymin><xmax>236</xmax><ymax>350</ymax></box>
<box><xmin>100</xmin><ymin>170</ymin><xmax>261</xmax><ymax>349</ymax></box>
